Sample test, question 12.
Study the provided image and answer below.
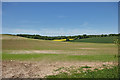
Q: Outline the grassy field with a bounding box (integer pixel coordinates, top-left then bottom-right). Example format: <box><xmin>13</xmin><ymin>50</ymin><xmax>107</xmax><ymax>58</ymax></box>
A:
<box><xmin>2</xmin><ymin>34</ymin><xmax>118</xmax><ymax>78</ymax></box>
<box><xmin>2</xmin><ymin>35</ymin><xmax>118</xmax><ymax>62</ymax></box>
<box><xmin>70</xmin><ymin>36</ymin><xmax>117</xmax><ymax>43</ymax></box>
<box><xmin>2</xmin><ymin>53</ymin><xmax>117</xmax><ymax>62</ymax></box>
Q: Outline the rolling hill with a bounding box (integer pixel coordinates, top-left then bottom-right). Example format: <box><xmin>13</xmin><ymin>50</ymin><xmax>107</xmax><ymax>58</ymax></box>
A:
<box><xmin>70</xmin><ymin>36</ymin><xmax>118</xmax><ymax>43</ymax></box>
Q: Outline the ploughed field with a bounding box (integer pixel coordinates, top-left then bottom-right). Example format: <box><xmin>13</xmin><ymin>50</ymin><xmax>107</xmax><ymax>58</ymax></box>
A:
<box><xmin>2</xmin><ymin>34</ymin><xmax>118</xmax><ymax>78</ymax></box>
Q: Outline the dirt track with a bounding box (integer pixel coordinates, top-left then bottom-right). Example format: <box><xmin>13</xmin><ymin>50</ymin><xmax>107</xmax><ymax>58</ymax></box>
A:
<box><xmin>2</xmin><ymin>60</ymin><xmax>118</xmax><ymax>78</ymax></box>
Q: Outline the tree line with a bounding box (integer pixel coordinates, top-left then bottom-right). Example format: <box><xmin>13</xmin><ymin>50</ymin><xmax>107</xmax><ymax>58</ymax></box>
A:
<box><xmin>15</xmin><ymin>33</ymin><xmax>119</xmax><ymax>41</ymax></box>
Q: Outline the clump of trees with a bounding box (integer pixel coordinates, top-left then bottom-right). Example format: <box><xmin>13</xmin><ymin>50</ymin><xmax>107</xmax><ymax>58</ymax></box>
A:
<box><xmin>15</xmin><ymin>33</ymin><xmax>119</xmax><ymax>41</ymax></box>
<box><xmin>16</xmin><ymin>34</ymin><xmax>68</xmax><ymax>40</ymax></box>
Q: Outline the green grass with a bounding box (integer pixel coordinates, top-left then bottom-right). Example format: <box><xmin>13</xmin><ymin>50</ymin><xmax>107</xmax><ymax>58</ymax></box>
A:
<box><xmin>70</xmin><ymin>36</ymin><xmax>118</xmax><ymax>43</ymax></box>
<box><xmin>46</xmin><ymin>66</ymin><xmax>119</xmax><ymax>78</ymax></box>
<box><xmin>2</xmin><ymin>53</ymin><xmax>118</xmax><ymax>62</ymax></box>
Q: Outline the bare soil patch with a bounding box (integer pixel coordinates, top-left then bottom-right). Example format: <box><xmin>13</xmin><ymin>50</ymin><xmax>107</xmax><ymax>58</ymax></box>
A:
<box><xmin>2</xmin><ymin>60</ymin><xmax>118</xmax><ymax>78</ymax></box>
<box><xmin>4</xmin><ymin>50</ymin><xmax>87</xmax><ymax>55</ymax></box>
<box><xmin>6</xmin><ymin>50</ymin><xmax>64</xmax><ymax>54</ymax></box>
<box><xmin>1</xmin><ymin>35</ymin><xmax>27</xmax><ymax>40</ymax></box>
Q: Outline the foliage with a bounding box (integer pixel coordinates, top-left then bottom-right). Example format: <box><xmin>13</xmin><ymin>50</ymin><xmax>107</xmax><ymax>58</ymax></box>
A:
<box><xmin>15</xmin><ymin>34</ymin><xmax>119</xmax><ymax>41</ymax></box>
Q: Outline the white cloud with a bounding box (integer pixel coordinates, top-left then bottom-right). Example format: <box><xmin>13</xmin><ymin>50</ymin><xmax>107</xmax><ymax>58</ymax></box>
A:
<box><xmin>3</xmin><ymin>23</ymin><xmax>117</xmax><ymax>36</ymax></box>
<box><xmin>3</xmin><ymin>27</ymin><xmax>100</xmax><ymax>36</ymax></box>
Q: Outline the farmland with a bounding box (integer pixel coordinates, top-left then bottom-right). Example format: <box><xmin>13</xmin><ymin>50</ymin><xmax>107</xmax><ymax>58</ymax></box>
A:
<box><xmin>70</xmin><ymin>36</ymin><xmax>117</xmax><ymax>43</ymax></box>
<box><xmin>2</xmin><ymin>34</ymin><xmax>118</xmax><ymax>78</ymax></box>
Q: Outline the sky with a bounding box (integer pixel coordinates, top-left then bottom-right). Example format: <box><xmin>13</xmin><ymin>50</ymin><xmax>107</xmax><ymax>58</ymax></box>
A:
<box><xmin>2</xmin><ymin>2</ymin><xmax>118</xmax><ymax>36</ymax></box>
<box><xmin>2</xmin><ymin>0</ymin><xmax>120</xmax><ymax>2</ymax></box>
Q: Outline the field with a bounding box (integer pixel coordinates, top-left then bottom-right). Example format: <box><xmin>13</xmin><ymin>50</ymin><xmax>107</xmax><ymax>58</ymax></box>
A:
<box><xmin>2</xmin><ymin>34</ymin><xmax>118</xmax><ymax>78</ymax></box>
<box><xmin>70</xmin><ymin>36</ymin><xmax>117</xmax><ymax>43</ymax></box>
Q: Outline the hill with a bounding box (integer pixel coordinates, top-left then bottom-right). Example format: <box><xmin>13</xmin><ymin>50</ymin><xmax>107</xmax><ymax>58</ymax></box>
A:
<box><xmin>70</xmin><ymin>36</ymin><xmax>118</xmax><ymax>43</ymax></box>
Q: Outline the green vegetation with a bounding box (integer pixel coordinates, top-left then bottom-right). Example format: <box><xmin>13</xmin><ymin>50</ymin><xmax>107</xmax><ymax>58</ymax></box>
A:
<box><xmin>15</xmin><ymin>33</ymin><xmax>119</xmax><ymax>41</ymax></box>
<box><xmin>46</xmin><ymin>66</ymin><xmax>119</xmax><ymax>78</ymax></box>
<box><xmin>70</xmin><ymin>36</ymin><xmax>117</xmax><ymax>43</ymax></box>
<box><xmin>2</xmin><ymin>53</ymin><xmax>118</xmax><ymax>62</ymax></box>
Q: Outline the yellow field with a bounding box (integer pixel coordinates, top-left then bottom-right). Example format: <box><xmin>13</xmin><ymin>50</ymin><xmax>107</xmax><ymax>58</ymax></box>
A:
<box><xmin>53</xmin><ymin>39</ymin><xmax>74</xmax><ymax>41</ymax></box>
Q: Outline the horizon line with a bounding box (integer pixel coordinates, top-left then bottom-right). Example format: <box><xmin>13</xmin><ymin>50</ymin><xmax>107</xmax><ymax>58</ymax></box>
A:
<box><xmin>1</xmin><ymin>33</ymin><xmax>119</xmax><ymax>37</ymax></box>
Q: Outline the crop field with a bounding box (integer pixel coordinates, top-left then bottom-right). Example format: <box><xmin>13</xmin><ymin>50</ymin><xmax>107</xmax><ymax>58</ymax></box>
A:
<box><xmin>70</xmin><ymin>36</ymin><xmax>117</xmax><ymax>43</ymax></box>
<box><xmin>2</xmin><ymin>34</ymin><xmax>118</xmax><ymax>78</ymax></box>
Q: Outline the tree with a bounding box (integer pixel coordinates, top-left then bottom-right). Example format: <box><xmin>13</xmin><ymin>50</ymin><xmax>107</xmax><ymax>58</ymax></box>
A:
<box><xmin>66</xmin><ymin>38</ymin><xmax>70</xmax><ymax>41</ymax></box>
<box><xmin>83</xmin><ymin>34</ymin><xmax>87</xmax><ymax>38</ymax></box>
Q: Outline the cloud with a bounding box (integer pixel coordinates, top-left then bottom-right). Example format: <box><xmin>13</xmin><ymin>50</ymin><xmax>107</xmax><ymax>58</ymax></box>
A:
<box><xmin>3</xmin><ymin>27</ymin><xmax>100</xmax><ymax>36</ymax></box>
<box><xmin>3</xmin><ymin>23</ymin><xmax>117</xmax><ymax>36</ymax></box>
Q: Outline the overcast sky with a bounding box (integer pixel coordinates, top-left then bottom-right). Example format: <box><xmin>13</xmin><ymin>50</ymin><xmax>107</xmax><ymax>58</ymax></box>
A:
<box><xmin>2</xmin><ymin>2</ymin><xmax>118</xmax><ymax>36</ymax></box>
